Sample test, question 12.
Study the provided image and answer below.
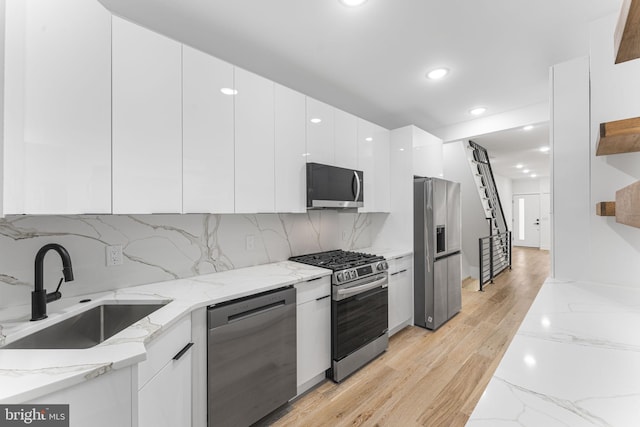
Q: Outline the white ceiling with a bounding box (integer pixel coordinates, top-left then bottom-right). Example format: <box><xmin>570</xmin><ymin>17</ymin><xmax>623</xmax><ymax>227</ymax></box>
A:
<box><xmin>98</xmin><ymin>0</ymin><xmax>621</xmax><ymax>176</ymax></box>
<box><xmin>471</xmin><ymin>123</ymin><xmax>550</xmax><ymax>180</ymax></box>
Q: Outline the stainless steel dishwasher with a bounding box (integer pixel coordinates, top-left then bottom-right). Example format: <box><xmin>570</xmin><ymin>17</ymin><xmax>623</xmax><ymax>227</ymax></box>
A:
<box><xmin>207</xmin><ymin>286</ymin><xmax>296</xmax><ymax>427</ymax></box>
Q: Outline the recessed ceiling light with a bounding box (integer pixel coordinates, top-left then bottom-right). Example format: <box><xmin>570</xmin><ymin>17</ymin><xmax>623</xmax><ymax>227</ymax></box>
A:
<box><xmin>516</xmin><ymin>164</ymin><xmax>524</xmax><ymax>169</ymax></box>
<box><xmin>365</xmin><ymin>137</ymin><xmax>373</xmax><ymax>142</ymax></box>
<box><xmin>301</xmin><ymin>153</ymin><xmax>311</xmax><ymax>157</ymax></box>
<box><xmin>539</xmin><ymin>146</ymin><xmax>550</xmax><ymax>153</ymax></box>
<box><xmin>220</xmin><ymin>88</ymin><xmax>238</xmax><ymax>95</ymax></box>
<box><xmin>427</xmin><ymin>68</ymin><xmax>449</xmax><ymax>80</ymax></box>
<box><xmin>523</xmin><ymin>125</ymin><xmax>534</xmax><ymax>131</ymax></box>
<box><xmin>523</xmin><ymin>169</ymin><xmax>530</xmax><ymax>173</ymax></box>
<box><xmin>339</xmin><ymin>0</ymin><xmax>367</xmax><ymax>6</ymax></box>
<box><xmin>469</xmin><ymin>107</ymin><xmax>487</xmax><ymax>116</ymax></box>
<box><xmin>399</xmin><ymin>148</ymin><xmax>405</xmax><ymax>151</ymax></box>
<box><xmin>531</xmin><ymin>174</ymin><xmax>537</xmax><ymax>178</ymax></box>
<box><xmin>310</xmin><ymin>118</ymin><xmax>322</xmax><ymax>124</ymax></box>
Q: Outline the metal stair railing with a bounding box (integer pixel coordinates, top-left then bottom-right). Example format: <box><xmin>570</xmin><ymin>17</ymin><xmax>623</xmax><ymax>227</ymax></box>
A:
<box><xmin>478</xmin><ymin>231</ymin><xmax>512</xmax><ymax>291</ymax></box>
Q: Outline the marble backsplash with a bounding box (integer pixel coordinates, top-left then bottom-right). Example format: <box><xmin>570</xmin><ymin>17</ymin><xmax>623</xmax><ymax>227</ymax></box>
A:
<box><xmin>0</xmin><ymin>211</ymin><xmax>382</xmax><ymax>309</ymax></box>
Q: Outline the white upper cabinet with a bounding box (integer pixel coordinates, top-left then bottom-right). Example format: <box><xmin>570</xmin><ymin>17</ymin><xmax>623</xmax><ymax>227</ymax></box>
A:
<box><xmin>183</xmin><ymin>46</ymin><xmax>235</xmax><ymax>213</ymax></box>
<box><xmin>358</xmin><ymin>119</ymin><xmax>390</xmax><ymax>213</ymax></box>
<box><xmin>357</xmin><ymin>119</ymin><xmax>375</xmax><ymax>212</ymax></box>
<box><xmin>234</xmin><ymin>68</ymin><xmax>275</xmax><ymax>213</ymax></box>
<box><xmin>112</xmin><ymin>17</ymin><xmax>183</xmax><ymax>214</ymax></box>
<box><xmin>4</xmin><ymin>0</ymin><xmax>112</xmax><ymax>214</ymax></box>
<box><xmin>306</xmin><ymin>98</ymin><xmax>334</xmax><ymax>165</ymax></box>
<box><xmin>373</xmin><ymin>124</ymin><xmax>391</xmax><ymax>212</ymax></box>
<box><xmin>275</xmin><ymin>85</ymin><xmax>307</xmax><ymax>213</ymax></box>
<box><xmin>334</xmin><ymin>109</ymin><xmax>358</xmax><ymax>170</ymax></box>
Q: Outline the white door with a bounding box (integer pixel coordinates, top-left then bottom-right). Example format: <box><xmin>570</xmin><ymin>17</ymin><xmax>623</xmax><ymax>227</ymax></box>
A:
<box><xmin>513</xmin><ymin>194</ymin><xmax>540</xmax><ymax>247</ymax></box>
<box><xmin>540</xmin><ymin>193</ymin><xmax>551</xmax><ymax>250</ymax></box>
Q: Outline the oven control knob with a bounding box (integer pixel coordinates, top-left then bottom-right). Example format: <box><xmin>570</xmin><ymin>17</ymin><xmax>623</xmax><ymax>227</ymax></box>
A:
<box><xmin>336</xmin><ymin>272</ymin><xmax>344</xmax><ymax>282</ymax></box>
<box><xmin>350</xmin><ymin>271</ymin><xmax>356</xmax><ymax>279</ymax></box>
<box><xmin>377</xmin><ymin>261</ymin><xmax>387</xmax><ymax>271</ymax></box>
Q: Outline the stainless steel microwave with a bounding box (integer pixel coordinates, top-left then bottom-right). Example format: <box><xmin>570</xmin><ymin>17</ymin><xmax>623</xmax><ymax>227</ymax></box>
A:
<box><xmin>306</xmin><ymin>163</ymin><xmax>364</xmax><ymax>209</ymax></box>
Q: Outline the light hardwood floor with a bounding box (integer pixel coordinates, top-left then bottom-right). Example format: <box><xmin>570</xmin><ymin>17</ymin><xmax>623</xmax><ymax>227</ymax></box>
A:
<box><xmin>266</xmin><ymin>247</ymin><xmax>549</xmax><ymax>427</ymax></box>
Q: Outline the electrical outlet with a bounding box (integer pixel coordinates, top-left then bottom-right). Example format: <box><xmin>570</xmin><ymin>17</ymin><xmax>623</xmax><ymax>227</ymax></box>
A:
<box><xmin>106</xmin><ymin>245</ymin><xmax>123</xmax><ymax>266</ymax></box>
<box><xmin>245</xmin><ymin>235</ymin><xmax>255</xmax><ymax>251</ymax></box>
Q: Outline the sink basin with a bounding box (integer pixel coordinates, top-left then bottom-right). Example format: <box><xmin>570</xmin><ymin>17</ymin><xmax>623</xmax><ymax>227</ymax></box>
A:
<box><xmin>3</xmin><ymin>303</ymin><xmax>168</xmax><ymax>349</ymax></box>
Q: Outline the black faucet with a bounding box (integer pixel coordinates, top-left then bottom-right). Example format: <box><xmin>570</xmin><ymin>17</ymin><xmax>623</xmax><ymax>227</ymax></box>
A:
<box><xmin>31</xmin><ymin>243</ymin><xmax>74</xmax><ymax>321</ymax></box>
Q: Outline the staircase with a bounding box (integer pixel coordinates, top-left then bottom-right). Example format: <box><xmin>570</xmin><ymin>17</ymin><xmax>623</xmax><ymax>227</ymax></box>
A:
<box><xmin>466</xmin><ymin>140</ymin><xmax>511</xmax><ymax>289</ymax></box>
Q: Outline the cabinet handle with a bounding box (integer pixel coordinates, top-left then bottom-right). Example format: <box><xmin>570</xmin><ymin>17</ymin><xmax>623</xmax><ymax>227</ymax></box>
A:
<box><xmin>306</xmin><ymin>277</ymin><xmax>322</xmax><ymax>282</ymax></box>
<box><xmin>173</xmin><ymin>342</ymin><xmax>194</xmax><ymax>361</ymax></box>
<box><xmin>390</xmin><ymin>269</ymin><xmax>408</xmax><ymax>276</ymax></box>
<box><xmin>315</xmin><ymin>295</ymin><xmax>330</xmax><ymax>301</ymax></box>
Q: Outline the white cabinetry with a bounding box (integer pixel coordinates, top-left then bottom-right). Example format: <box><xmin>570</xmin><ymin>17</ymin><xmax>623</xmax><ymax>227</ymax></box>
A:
<box><xmin>138</xmin><ymin>315</ymin><xmax>193</xmax><ymax>427</ymax></box>
<box><xmin>358</xmin><ymin>119</ymin><xmax>390</xmax><ymax>213</ymax></box>
<box><xmin>28</xmin><ymin>367</ymin><xmax>133</xmax><ymax>427</ymax></box>
<box><xmin>388</xmin><ymin>255</ymin><xmax>413</xmax><ymax>336</ymax></box>
<box><xmin>4</xmin><ymin>0</ymin><xmax>111</xmax><ymax>214</ymax></box>
<box><xmin>112</xmin><ymin>17</ymin><xmax>182</xmax><ymax>214</ymax></box>
<box><xmin>334</xmin><ymin>109</ymin><xmax>358</xmax><ymax>170</ymax></box>
<box><xmin>234</xmin><ymin>68</ymin><xmax>275</xmax><ymax>213</ymax></box>
<box><xmin>306</xmin><ymin>98</ymin><xmax>335</xmax><ymax>165</ymax></box>
<box><xmin>275</xmin><ymin>84</ymin><xmax>306</xmax><ymax>213</ymax></box>
<box><xmin>182</xmin><ymin>46</ymin><xmax>235</xmax><ymax>213</ymax></box>
<box><xmin>295</xmin><ymin>276</ymin><xmax>331</xmax><ymax>395</ymax></box>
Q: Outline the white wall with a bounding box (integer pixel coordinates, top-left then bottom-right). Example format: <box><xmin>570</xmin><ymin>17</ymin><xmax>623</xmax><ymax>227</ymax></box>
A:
<box><xmin>443</xmin><ymin>140</ymin><xmax>489</xmax><ymax>279</ymax></box>
<box><xmin>551</xmin><ymin>56</ymin><xmax>591</xmax><ymax>281</ymax></box>
<box><xmin>587</xmin><ymin>14</ymin><xmax>640</xmax><ymax>286</ymax></box>
<box><xmin>551</xmin><ymin>13</ymin><xmax>640</xmax><ymax>287</ymax></box>
<box><xmin>494</xmin><ymin>174</ymin><xmax>513</xmax><ymax>231</ymax></box>
<box><xmin>412</xmin><ymin>126</ymin><xmax>443</xmax><ymax>178</ymax></box>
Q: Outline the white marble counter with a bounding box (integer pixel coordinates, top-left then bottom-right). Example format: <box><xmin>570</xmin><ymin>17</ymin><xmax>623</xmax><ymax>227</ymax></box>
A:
<box><xmin>0</xmin><ymin>261</ymin><xmax>331</xmax><ymax>403</ymax></box>
<box><xmin>357</xmin><ymin>247</ymin><xmax>413</xmax><ymax>261</ymax></box>
<box><xmin>467</xmin><ymin>278</ymin><xmax>640</xmax><ymax>426</ymax></box>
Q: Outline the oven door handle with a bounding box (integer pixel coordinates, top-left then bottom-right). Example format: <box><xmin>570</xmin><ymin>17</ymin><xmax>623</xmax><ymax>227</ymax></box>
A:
<box><xmin>337</xmin><ymin>277</ymin><xmax>387</xmax><ymax>298</ymax></box>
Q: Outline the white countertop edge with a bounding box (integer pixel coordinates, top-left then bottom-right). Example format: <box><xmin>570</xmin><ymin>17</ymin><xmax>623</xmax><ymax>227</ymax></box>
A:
<box><xmin>0</xmin><ymin>260</ymin><xmax>331</xmax><ymax>403</ymax></box>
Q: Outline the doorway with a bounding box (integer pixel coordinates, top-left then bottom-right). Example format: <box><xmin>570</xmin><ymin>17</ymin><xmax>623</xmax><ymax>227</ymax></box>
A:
<box><xmin>513</xmin><ymin>194</ymin><xmax>540</xmax><ymax>247</ymax></box>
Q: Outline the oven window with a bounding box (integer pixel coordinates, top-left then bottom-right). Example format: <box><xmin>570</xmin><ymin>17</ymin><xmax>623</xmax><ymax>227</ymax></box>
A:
<box><xmin>332</xmin><ymin>287</ymin><xmax>388</xmax><ymax>360</ymax></box>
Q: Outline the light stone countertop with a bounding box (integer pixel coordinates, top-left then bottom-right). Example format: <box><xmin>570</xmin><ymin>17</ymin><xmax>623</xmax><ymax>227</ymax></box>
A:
<box><xmin>466</xmin><ymin>277</ymin><xmax>640</xmax><ymax>426</ymax></box>
<box><xmin>0</xmin><ymin>260</ymin><xmax>331</xmax><ymax>403</ymax></box>
<box><xmin>356</xmin><ymin>247</ymin><xmax>413</xmax><ymax>261</ymax></box>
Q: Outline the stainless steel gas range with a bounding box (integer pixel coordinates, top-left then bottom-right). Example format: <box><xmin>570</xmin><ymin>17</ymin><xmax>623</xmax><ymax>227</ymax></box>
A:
<box><xmin>290</xmin><ymin>250</ymin><xmax>389</xmax><ymax>382</ymax></box>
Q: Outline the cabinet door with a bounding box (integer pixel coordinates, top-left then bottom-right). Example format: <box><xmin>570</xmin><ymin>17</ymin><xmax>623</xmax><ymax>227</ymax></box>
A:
<box><xmin>357</xmin><ymin>119</ymin><xmax>375</xmax><ymax>212</ymax></box>
<box><xmin>306</xmin><ymin>97</ymin><xmax>334</xmax><ymax>165</ymax></box>
<box><xmin>4</xmin><ymin>0</ymin><xmax>111</xmax><ymax>214</ymax></box>
<box><xmin>234</xmin><ymin>68</ymin><xmax>275</xmax><ymax>213</ymax></box>
<box><xmin>296</xmin><ymin>296</ymin><xmax>331</xmax><ymax>392</ymax></box>
<box><xmin>183</xmin><ymin>46</ymin><xmax>235</xmax><ymax>213</ymax></box>
<box><xmin>334</xmin><ymin>109</ymin><xmax>358</xmax><ymax>170</ymax></box>
<box><xmin>447</xmin><ymin>253</ymin><xmax>462</xmax><ymax>317</ymax></box>
<box><xmin>139</xmin><ymin>351</ymin><xmax>192</xmax><ymax>427</ymax></box>
<box><xmin>112</xmin><ymin>17</ymin><xmax>182</xmax><ymax>214</ymax></box>
<box><xmin>275</xmin><ymin>84</ymin><xmax>306</xmax><ymax>213</ymax></box>
<box><xmin>373</xmin><ymin>124</ymin><xmax>391</xmax><ymax>212</ymax></box>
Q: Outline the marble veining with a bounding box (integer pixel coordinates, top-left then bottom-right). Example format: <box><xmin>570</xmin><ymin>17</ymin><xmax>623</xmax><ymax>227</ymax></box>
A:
<box><xmin>0</xmin><ymin>260</ymin><xmax>332</xmax><ymax>403</ymax></box>
<box><xmin>467</xmin><ymin>279</ymin><xmax>640</xmax><ymax>426</ymax></box>
<box><xmin>0</xmin><ymin>211</ymin><xmax>380</xmax><ymax>309</ymax></box>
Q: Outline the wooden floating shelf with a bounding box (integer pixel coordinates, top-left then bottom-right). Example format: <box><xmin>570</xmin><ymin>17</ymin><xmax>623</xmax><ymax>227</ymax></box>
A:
<box><xmin>597</xmin><ymin>182</ymin><xmax>640</xmax><ymax>228</ymax></box>
<box><xmin>616</xmin><ymin>181</ymin><xmax>640</xmax><ymax>228</ymax></box>
<box><xmin>595</xmin><ymin>201</ymin><xmax>616</xmax><ymax>216</ymax></box>
<box><xmin>596</xmin><ymin>116</ymin><xmax>640</xmax><ymax>156</ymax></box>
<box><xmin>615</xmin><ymin>0</ymin><xmax>640</xmax><ymax>64</ymax></box>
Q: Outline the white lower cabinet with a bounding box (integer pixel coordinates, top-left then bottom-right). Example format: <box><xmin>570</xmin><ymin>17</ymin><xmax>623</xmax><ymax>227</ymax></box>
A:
<box><xmin>138</xmin><ymin>315</ymin><xmax>193</xmax><ymax>427</ymax></box>
<box><xmin>28</xmin><ymin>367</ymin><xmax>134</xmax><ymax>427</ymax></box>
<box><xmin>388</xmin><ymin>255</ymin><xmax>413</xmax><ymax>336</ymax></box>
<box><xmin>295</xmin><ymin>276</ymin><xmax>331</xmax><ymax>395</ymax></box>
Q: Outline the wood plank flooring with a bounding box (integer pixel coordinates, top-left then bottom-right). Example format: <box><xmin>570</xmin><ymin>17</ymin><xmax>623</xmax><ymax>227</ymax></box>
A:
<box><xmin>265</xmin><ymin>247</ymin><xmax>549</xmax><ymax>427</ymax></box>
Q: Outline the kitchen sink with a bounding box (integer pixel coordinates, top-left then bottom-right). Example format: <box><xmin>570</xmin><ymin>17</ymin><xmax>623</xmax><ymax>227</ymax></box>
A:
<box><xmin>3</xmin><ymin>302</ymin><xmax>168</xmax><ymax>349</ymax></box>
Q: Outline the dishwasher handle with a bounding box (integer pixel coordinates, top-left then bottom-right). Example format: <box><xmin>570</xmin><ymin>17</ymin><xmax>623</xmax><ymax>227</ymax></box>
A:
<box><xmin>208</xmin><ymin>287</ymin><xmax>296</xmax><ymax>329</ymax></box>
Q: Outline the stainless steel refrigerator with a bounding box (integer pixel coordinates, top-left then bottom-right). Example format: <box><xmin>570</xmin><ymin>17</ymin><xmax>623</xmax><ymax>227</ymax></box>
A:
<box><xmin>414</xmin><ymin>177</ymin><xmax>462</xmax><ymax>330</ymax></box>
